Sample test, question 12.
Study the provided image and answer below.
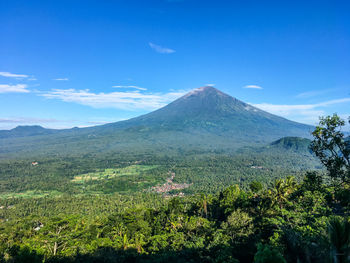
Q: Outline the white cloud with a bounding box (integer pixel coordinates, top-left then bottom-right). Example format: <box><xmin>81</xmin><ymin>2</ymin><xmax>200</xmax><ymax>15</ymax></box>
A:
<box><xmin>0</xmin><ymin>84</ymin><xmax>29</xmax><ymax>93</ymax></box>
<box><xmin>149</xmin><ymin>42</ymin><xmax>176</xmax><ymax>54</ymax></box>
<box><xmin>40</xmin><ymin>89</ymin><xmax>186</xmax><ymax>110</ymax></box>
<box><xmin>244</xmin><ymin>85</ymin><xmax>263</xmax><ymax>90</ymax></box>
<box><xmin>205</xmin><ymin>84</ymin><xmax>215</xmax><ymax>87</ymax></box>
<box><xmin>0</xmin><ymin>117</ymin><xmax>59</xmax><ymax>124</ymax></box>
<box><xmin>313</xmin><ymin>98</ymin><xmax>350</xmax><ymax>107</ymax></box>
<box><xmin>0</xmin><ymin>72</ymin><xmax>29</xmax><ymax>78</ymax></box>
<box><xmin>53</xmin><ymin>78</ymin><xmax>69</xmax><ymax>81</ymax></box>
<box><xmin>0</xmin><ymin>117</ymin><xmax>108</xmax><ymax>130</ymax></box>
<box><xmin>251</xmin><ymin>97</ymin><xmax>350</xmax><ymax>124</ymax></box>
<box><xmin>295</xmin><ymin>88</ymin><xmax>335</xmax><ymax>98</ymax></box>
<box><xmin>112</xmin><ymin>85</ymin><xmax>147</xmax><ymax>91</ymax></box>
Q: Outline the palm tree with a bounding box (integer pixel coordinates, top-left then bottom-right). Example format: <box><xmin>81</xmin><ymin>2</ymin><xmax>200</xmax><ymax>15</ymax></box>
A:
<box><xmin>197</xmin><ymin>194</ymin><xmax>208</xmax><ymax>218</ymax></box>
<box><xmin>269</xmin><ymin>179</ymin><xmax>288</xmax><ymax>209</ymax></box>
<box><xmin>327</xmin><ymin>217</ymin><xmax>350</xmax><ymax>263</ymax></box>
<box><xmin>284</xmin><ymin>176</ymin><xmax>297</xmax><ymax>193</ymax></box>
<box><xmin>196</xmin><ymin>193</ymin><xmax>214</xmax><ymax>218</ymax></box>
<box><xmin>269</xmin><ymin>177</ymin><xmax>297</xmax><ymax>209</ymax></box>
<box><xmin>134</xmin><ymin>233</ymin><xmax>145</xmax><ymax>253</ymax></box>
<box><xmin>122</xmin><ymin>233</ymin><xmax>129</xmax><ymax>250</ymax></box>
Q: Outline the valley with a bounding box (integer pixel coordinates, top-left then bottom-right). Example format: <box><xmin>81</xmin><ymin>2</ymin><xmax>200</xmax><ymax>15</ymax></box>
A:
<box><xmin>0</xmin><ymin>87</ymin><xmax>348</xmax><ymax>263</ymax></box>
<box><xmin>0</xmin><ymin>88</ymin><xmax>320</xmax><ymax>199</ymax></box>
<box><xmin>2</xmin><ymin>1</ymin><xmax>349</xmax><ymax>261</ymax></box>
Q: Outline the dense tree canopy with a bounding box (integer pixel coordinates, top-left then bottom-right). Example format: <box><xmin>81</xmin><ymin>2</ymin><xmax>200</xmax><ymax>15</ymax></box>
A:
<box><xmin>0</xmin><ymin>114</ymin><xmax>349</xmax><ymax>262</ymax></box>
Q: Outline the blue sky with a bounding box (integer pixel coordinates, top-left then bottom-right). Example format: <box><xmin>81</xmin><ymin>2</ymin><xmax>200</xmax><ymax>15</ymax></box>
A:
<box><xmin>0</xmin><ymin>0</ymin><xmax>349</xmax><ymax>130</ymax></box>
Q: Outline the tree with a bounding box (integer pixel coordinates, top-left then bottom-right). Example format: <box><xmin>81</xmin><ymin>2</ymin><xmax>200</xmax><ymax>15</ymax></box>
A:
<box><xmin>269</xmin><ymin>177</ymin><xmax>296</xmax><ymax>209</ymax></box>
<box><xmin>221</xmin><ymin>209</ymin><xmax>253</xmax><ymax>244</ymax></box>
<box><xmin>6</xmin><ymin>246</ymin><xmax>43</xmax><ymax>263</ymax></box>
<box><xmin>250</xmin><ymin>181</ymin><xmax>263</xmax><ymax>193</ymax></box>
<box><xmin>311</xmin><ymin>114</ymin><xmax>350</xmax><ymax>184</ymax></box>
<box><xmin>219</xmin><ymin>185</ymin><xmax>248</xmax><ymax>215</ymax></box>
<box><xmin>254</xmin><ymin>243</ymin><xmax>286</xmax><ymax>263</ymax></box>
<box><xmin>327</xmin><ymin>217</ymin><xmax>350</xmax><ymax>263</ymax></box>
<box><xmin>40</xmin><ymin>217</ymin><xmax>71</xmax><ymax>256</ymax></box>
<box><xmin>196</xmin><ymin>194</ymin><xmax>213</xmax><ymax>218</ymax></box>
<box><xmin>302</xmin><ymin>171</ymin><xmax>323</xmax><ymax>192</ymax></box>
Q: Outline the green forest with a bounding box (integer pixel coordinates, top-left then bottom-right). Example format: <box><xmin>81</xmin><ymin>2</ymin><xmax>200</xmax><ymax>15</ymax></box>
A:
<box><xmin>0</xmin><ymin>115</ymin><xmax>349</xmax><ymax>263</ymax></box>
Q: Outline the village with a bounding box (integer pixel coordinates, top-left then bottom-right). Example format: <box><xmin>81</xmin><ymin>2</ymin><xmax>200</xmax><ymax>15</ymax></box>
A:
<box><xmin>151</xmin><ymin>172</ymin><xmax>191</xmax><ymax>197</ymax></box>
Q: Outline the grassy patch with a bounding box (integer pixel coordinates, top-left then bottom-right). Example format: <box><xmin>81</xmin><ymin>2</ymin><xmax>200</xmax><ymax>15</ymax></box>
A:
<box><xmin>72</xmin><ymin>165</ymin><xmax>159</xmax><ymax>183</ymax></box>
<box><xmin>0</xmin><ymin>190</ymin><xmax>63</xmax><ymax>199</ymax></box>
<box><xmin>71</xmin><ymin>165</ymin><xmax>167</xmax><ymax>194</ymax></box>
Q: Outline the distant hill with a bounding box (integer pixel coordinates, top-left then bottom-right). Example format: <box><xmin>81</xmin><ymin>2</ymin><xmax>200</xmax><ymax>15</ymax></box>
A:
<box><xmin>0</xmin><ymin>86</ymin><xmax>314</xmax><ymax>158</ymax></box>
<box><xmin>0</xmin><ymin>125</ymin><xmax>58</xmax><ymax>139</ymax></box>
<box><xmin>270</xmin><ymin>137</ymin><xmax>312</xmax><ymax>153</ymax></box>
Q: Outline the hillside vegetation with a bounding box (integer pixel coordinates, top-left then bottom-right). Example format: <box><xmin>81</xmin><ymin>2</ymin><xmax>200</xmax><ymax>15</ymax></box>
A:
<box><xmin>0</xmin><ymin>114</ymin><xmax>349</xmax><ymax>263</ymax></box>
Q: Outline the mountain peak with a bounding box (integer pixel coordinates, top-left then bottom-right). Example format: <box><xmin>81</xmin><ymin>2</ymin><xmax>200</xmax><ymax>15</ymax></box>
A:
<box><xmin>183</xmin><ymin>86</ymin><xmax>224</xmax><ymax>98</ymax></box>
<box><xmin>132</xmin><ymin>86</ymin><xmax>261</xmax><ymax>127</ymax></box>
<box><xmin>193</xmin><ymin>86</ymin><xmax>217</xmax><ymax>92</ymax></box>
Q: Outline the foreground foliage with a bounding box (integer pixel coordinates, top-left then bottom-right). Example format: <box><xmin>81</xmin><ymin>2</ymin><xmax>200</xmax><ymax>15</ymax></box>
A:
<box><xmin>0</xmin><ymin>172</ymin><xmax>349</xmax><ymax>263</ymax></box>
<box><xmin>0</xmin><ymin>114</ymin><xmax>349</xmax><ymax>262</ymax></box>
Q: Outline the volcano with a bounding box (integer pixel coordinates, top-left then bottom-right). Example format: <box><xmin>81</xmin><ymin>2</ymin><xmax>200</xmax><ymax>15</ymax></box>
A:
<box><xmin>0</xmin><ymin>86</ymin><xmax>313</xmax><ymax>157</ymax></box>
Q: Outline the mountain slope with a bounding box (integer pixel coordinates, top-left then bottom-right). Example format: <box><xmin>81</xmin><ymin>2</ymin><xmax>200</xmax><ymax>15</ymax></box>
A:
<box><xmin>0</xmin><ymin>86</ymin><xmax>313</xmax><ymax>158</ymax></box>
<box><xmin>97</xmin><ymin>86</ymin><xmax>312</xmax><ymax>139</ymax></box>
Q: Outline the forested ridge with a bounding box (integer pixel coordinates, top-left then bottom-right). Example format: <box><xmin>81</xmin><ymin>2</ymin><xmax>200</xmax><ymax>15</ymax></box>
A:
<box><xmin>0</xmin><ymin>114</ymin><xmax>349</xmax><ymax>263</ymax></box>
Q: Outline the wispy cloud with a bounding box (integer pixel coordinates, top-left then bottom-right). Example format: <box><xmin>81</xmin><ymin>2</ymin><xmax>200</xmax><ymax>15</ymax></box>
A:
<box><xmin>244</xmin><ymin>85</ymin><xmax>263</xmax><ymax>90</ymax></box>
<box><xmin>316</xmin><ymin>98</ymin><xmax>350</xmax><ymax>107</ymax></box>
<box><xmin>251</xmin><ymin>98</ymin><xmax>350</xmax><ymax>124</ymax></box>
<box><xmin>0</xmin><ymin>84</ymin><xmax>29</xmax><ymax>93</ymax></box>
<box><xmin>205</xmin><ymin>84</ymin><xmax>215</xmax><ymax>87</ymax></box>
<box><xmin>0</xmin><ymin>117</ymin><xmax>110</xmax><ymax>130</ymax></box>
<box><xmin>0</xmin><ymin>72</ymin><xmax>29</xmax><ymax>78</ymax></box>
<box><xmin>53</xmin><ymin>78</ymin><xmax>69</xmax><ymax>81</ymax></box>
<box><xmin>149</xmin><ymin>42</ymin><xmax>176</xmax><ymax>54</ymax></box>
<box><xmin>0</xmin><ymin>117</ymin><xmax>59</xmax><ymax>124</ymax></box>
<box><xmin>295</xmin><ymin>88</ymin><xmax>335</xmax><ymax>99</ymax></box>
<box><xmin>40</xmin><ymin>89</ymin><xmax>186</xmax><ymax>110</ymax></box>
<box><xmin>112</xmin><ymin>85</ymin><xmax>147</xmax><ymax>91</ymax></box>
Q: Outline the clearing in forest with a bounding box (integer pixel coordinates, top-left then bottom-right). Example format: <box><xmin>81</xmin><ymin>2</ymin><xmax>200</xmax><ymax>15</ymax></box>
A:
<box><xmin>71</xmin><ymin>165</ymin><xmax>159</xmax><ymax>183</ymax></box>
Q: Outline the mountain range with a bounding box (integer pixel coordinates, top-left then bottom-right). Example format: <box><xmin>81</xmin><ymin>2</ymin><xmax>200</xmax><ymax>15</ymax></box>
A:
<box><xmin>0</xmin><ymin>86</ymin><xmax>313</xmax><ymax>158</ymax></box>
